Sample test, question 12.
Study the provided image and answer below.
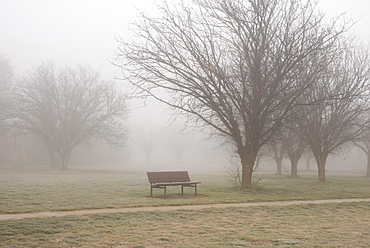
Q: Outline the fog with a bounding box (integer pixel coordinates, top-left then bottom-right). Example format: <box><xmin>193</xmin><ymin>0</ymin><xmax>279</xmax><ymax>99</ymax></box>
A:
<box><xmin>1</xmin><ymin>0</ymin><xmax>370</xmax><ymax>175</ymax></box>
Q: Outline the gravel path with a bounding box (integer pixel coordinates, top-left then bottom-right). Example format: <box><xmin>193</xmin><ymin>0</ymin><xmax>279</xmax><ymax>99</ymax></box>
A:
<box><xmin>1</xmin><ymin>198</ymin><xmax>370</xmax><ymax>221</ymax></box>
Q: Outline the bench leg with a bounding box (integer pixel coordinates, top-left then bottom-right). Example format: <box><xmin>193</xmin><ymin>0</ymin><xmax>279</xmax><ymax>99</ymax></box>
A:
<box><xmin>195</xmin><ymin>184</ymin><xmax>197</xmax><ymax>197</ymax></box>
<box><xmin>181</xmin><ymin>185</ymin><xmax>184</xmax><ymax>197</ymax></box>
<box><xmin>164</xmin><ymin>186</ymin><xmax>167</xmax><ymax>199</ymax></box>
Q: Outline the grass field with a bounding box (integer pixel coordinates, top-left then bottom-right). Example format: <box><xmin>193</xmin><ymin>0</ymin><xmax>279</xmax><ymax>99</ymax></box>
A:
<box><xmin>1</xmin><ymin>202</ymin><xmax>370</xmax><ymax>247</ymax></box>
<box><xmin>1</xmin><ymin>166</ymin><xmax>370</xmax><ymax>247</ymax></box>
<box><xmin>1</xmin><ymin>166</ymin><xmax>370</xmax><ymax>214</ymax></box>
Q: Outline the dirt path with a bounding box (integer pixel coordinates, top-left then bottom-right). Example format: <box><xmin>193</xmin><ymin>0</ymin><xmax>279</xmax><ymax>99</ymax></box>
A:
<box><xmin>1</xmin><ymin>198</ymin><xmax>370</xmax><ymax>221</ymax></box>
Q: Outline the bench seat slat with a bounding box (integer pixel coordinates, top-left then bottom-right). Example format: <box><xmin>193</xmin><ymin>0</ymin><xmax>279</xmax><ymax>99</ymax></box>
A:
<box><xmin>151</xmin><ymin>182</ymin><xmax>201</xmax><ymax>187</ymax></box>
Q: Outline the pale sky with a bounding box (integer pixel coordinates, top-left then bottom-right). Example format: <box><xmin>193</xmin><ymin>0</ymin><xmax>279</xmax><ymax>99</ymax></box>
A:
<box><xmin>0</xmin><ymin>0</ymin><xmax>154</xmax><ymax>77</ymax></box>
<box><xmin>0</xmin><ymin>0</ymin><xmax>369</xmax><ymax>77</ymax></box>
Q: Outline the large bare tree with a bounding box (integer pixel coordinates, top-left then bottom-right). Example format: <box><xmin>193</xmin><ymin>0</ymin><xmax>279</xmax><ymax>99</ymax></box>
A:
<box><xmin>3</xmin><ymin>62</ymin><xmax>129</xmax><ymax>170</ymax></box>
<box><xmin>115</xmin><ymin>0</ymin><xmax>346</xmax><ymax>188</ymax></box>
<box><xmin>300</xmin><ymin>43</ymin><xmax>370</xmax><ymax>182</ymax></box>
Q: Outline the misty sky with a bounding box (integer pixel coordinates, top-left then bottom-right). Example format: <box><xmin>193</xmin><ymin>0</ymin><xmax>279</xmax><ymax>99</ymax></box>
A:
<box><xmin>1</xmin><ymin>0</ymin><xmax>370</xmax><ymax>170</ymax></box>
<box><xmin>1</xmin><ymin>0</ymin><xmax>370</xmax><ymax>77</ymax></box>
<box><xmin>1</xmin><ymin>0</ymin><xmax>369</xmax><ymax>114</ymax></box>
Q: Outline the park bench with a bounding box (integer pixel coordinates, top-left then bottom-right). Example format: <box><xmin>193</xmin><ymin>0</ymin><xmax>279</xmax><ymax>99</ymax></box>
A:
<box><xmin>147</xmin><ymin>171</ymin><xmax>201</xmax><ymax>198</ymax></box>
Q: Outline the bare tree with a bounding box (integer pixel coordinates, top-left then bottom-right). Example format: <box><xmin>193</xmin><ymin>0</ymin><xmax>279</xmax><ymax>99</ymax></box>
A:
<box><xmin>115</xmin><ymin>0</ymin><xmax>347</xmax><ymax>188</ymax></box>
<box><xmin>2</xmin><ymin>62</ymin><xmax>129</xmax><ymax>170</ymax></box>
<box><xmin>300</xmin><ymin>43</ymin><xmax>370</xmax><ymax>182</ymax></box>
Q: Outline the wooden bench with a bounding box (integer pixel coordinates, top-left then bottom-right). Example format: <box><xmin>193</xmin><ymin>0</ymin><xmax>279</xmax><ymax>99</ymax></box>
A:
<box><xmin>147</xmin><ymin>171</ymin><xmax>201</xmax><ymax>198</ymax></box>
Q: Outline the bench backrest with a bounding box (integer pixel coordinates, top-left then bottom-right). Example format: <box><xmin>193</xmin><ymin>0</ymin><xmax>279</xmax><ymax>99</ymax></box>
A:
<box><xmin>147</xmin><ymin>171</ymin><xmax>191</xmax><ymax>184</ymax></box>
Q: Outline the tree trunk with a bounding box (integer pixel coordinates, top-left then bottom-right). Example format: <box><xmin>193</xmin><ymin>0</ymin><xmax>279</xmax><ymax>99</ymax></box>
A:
<box><xmin>317</xmin><ymin>157</ymin><xmax>327</xmax><ymax>182</ymax></box>
<box><xmin>60</xmin><ymin>151</ymin><xmax>71</xmax><ymax>171</ymax></box>
<box><xmin>19</xmin><ymin>138</ymin><xmax>26</xmax><ymax>166</ymax></box>
<box><xmin>61</xmin><ymin>156</ymin><xmax>69</xmax><ymax>171</ymax></box>
<box><xmin>366</xmin><ymin>153</ymin><xmax>370</xmax><ymax>177</ymax></box>
<box><xmin>276</xmin><ymin>159</ymin><xmax>283</xmax><ymax>175</ymax></box>
<box><xmin>240</xmin><ymin>150</ymin><xmax>258</xmax><ymax>189</ymax></box>
<box><xmin>291</xmin><ymin>159</ymin><xmax>298</xmax><ymax>177</ymax></box>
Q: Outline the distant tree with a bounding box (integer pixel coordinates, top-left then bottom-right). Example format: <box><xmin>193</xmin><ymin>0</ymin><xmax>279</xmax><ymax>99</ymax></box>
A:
<box><xmin>0</xmin><ymin>55</ymin><xmax>13</xmax><ymax>93</ymax></box>
<box><xmin>353</xmin><ymin>129</ymin><xmax>370</xmax><ymax>177</ymax></box>
<box><xmin>0</xmin><ymin>55</ymin><xmax>13</xmax><ymax>118</ymax></box>
<box><xmin>299</xmin><ymin>43</ymin><xmax>370</xmax><ymax>182</ymax></box>
<box><xmin>266</xmin><ymin>125</ymin><xmax>306</xmax><ymax>177</ymax></box>
<box><xmin>0</xmin><ymin>55</ymin><xmax>14</xmax><ymax>165</ymax></box>
<box><xmin>166</xmin><ymin>127</ymin><xmax>189</xmax><ymax>165</ymax></box>
<box><xmin>265</xmin><ymin>134</ymin><xmax>287</xmax><ymax>175</ymax></box>
<box><xmin>2</xmin><ymin>62</ymin><xmax>129</xmax><ymax>170</ymax></box>
<box><xmin>285</xmin><ymin>127</ymin><xmax>307</xmax><ymax>177</ymax></box>
<box><xmin>137</xmin><ymin>127</ymin><xmax>157</xmax><ymax>165</ymax></box>
<box><xmin>305</xmin><ymin>155</ymin><xmax>311</xmax><ymax>171</ymax></box>
<box><xmin>116</xmin><ymin>0</ymin><xmax>347</xmax><ymax>188</ymax></box>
